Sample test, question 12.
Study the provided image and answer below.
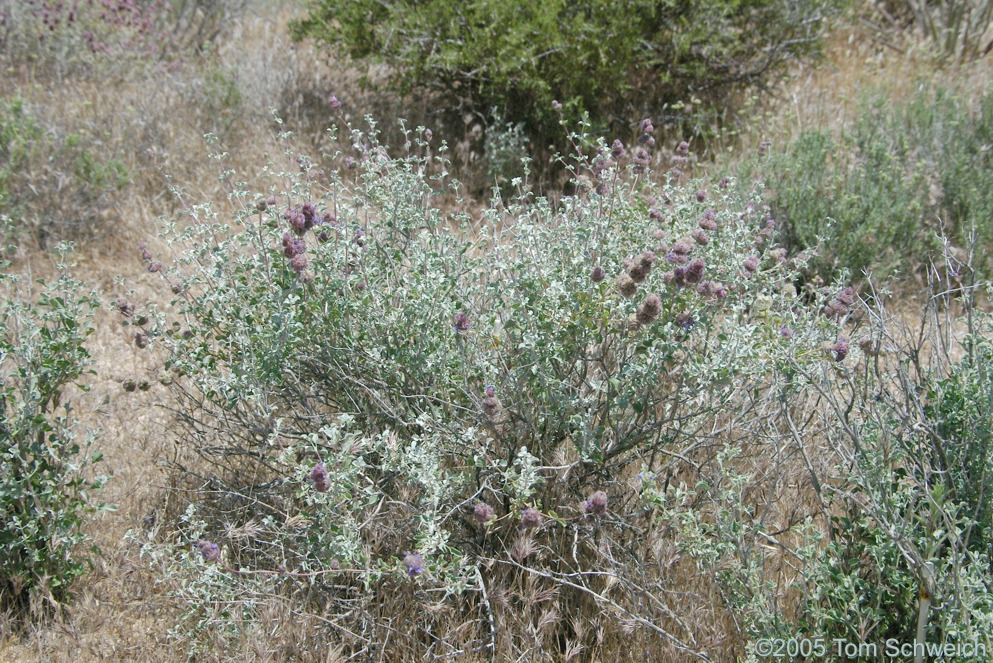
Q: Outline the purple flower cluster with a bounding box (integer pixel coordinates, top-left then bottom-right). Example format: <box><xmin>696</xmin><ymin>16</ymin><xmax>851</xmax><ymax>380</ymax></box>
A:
<box><xmin>611</xmin><ymin>139</ymin><xmax>627</xmax><ymax>160</ymax></box>
<box><xmin>310</xmin><ymin>461</ymin><xmax>331</xmax><ymax>493</ymax></box>
<box><xmin>453</xmin><ymin>312</ymin><xmax>472</xmax><ymax>333</ymax></box>
<box><xmin>670</xmin><ymin>140</ymin><xmax>690</xmax><ymax>177</ymax></box>
<box><xmin>591</xmin><ymin>151</ymin><xmax>616</xmax><ymax>196</ymax></box>
<box><xmin>616</xmin><ymin>273</ymin><xmax>638</xmax><ymax>298</ymax></box>
<box><xmin>114</xmin><ymin>297</ymin><xmax>135</xmax><ymax>317</ymax></box>
<box><xmin>473</xmin><ymin>501</ymin><xmax>496</xmax><ymax>524</ymax></box>
<box><xmin>696</xmin><ymin>281</ymin><xmax>727</xmax><ymax>300</ymax></box>
<box><xmin>195</xmin><ymin>540</ymin><xmax>220</xmax><ymax>563</ymax></box>
<box><xmin>482</xmin><ymin>385</ymin><xmax>502</xmax><ymax>418</ymax></box>
<box><xmin>403</xmin><ymin>553</ymin><xmax>424</xmax><ymax>577</ymax></box>
<box><xmin>670</xmin><ymin>258</ymin><xmax>706</xmax><ymax>289</ymax></box>
<box><xmin>830</xmin><ymin>338</ymin><xmax>850</xmax><ymax>362</ymax></box>
<box><xmin>138</xmin><ymin>241</ymin><xmax>162</xmax><ymax>273</ymax></box>
<box><xmin>699</xmin><ymin>210</ymin><xmax>718</xmax><ymax>232</ymax></box>
<box><xmin>282</xmin><ymin>233</ymin><xmax>309</xmax><ymax>278</ymax></box>
<box><xmin>521</xmin><ymin>507</ymin><xmax>542</xmax><ymax>529</ymax></box>
<box><xmin>631</xmin><ymin>118</ymin><xmax>655</xmax><ymax>172</ymax></box>
<box><xmin>636</xmin><ymin>293</ymin><xmax>662</xmax><ymax>325</ymax></box>
<box><xmin>584</xmin><ymin>490</ymin><xmax>608</xmax><ymax>516</ymax></box>
<box><xmin>675</xmin><ymin>311</ymin><xmax>696</xmax><ymax>330</ymax></box>
<box><xmin>823</xmin><ymin>287</ymin><xmax>855</xmax><ymax>319</ymax></box>
<box><xmin>628</xmin><ymin>250</ymin><xmax>657</xmax><ymax>283</ymax></box>
<box><xmin>755</xmin><ymin>219</ymin><xmax>776</xmax><ymax>248</ymax></box>
<box><xmin>277</xmin><ymin>200</ymin><xmax>338</xmax><ymax>283</ymax></box>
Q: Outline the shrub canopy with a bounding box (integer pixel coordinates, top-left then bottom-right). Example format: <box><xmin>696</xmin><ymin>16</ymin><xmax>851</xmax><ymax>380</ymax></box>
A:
<box><xmin>291</xmin><ymin>0</ymin><xmax>841</xmax><ymax>143</ymax></box>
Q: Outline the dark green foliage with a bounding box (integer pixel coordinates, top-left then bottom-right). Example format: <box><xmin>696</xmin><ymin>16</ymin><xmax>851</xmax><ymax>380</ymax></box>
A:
<box><xmin>291</xmin><ymin>0</ymin><xmax>841</xmax><ymax>146</ymax></box>
<box><xmin>0</xmin><ymin>245</ymin><xmax>104</xmax><ymax>617</ymax></box>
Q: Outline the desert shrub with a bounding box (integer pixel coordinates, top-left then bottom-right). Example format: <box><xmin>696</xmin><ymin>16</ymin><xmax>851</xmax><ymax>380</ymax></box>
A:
<box><xmin>127</xmin><ymin>117</ymin><xmax>862</xmax><ymax>659</ymax></box>
<box><xmin>136</xmin><ymin>110</ymin><xmax>993</xmax><ymax>659</ymax></box>
<box><xmin>741</xmin><ymin>84</ymin><xmax>993</xmax><ymax>282</ymax></box>
<box><xmin>0</xmin><ymin>242</ymin><xmax>104</xmax><ymax>619</ymax></box>
<box><xmin>290</xmin><ymin>0</ymin><xmax>842</xmax><ymax>150</ymax></box>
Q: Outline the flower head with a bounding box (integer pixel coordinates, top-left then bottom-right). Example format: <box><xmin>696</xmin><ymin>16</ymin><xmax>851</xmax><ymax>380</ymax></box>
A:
<box><xmin>616</xmin><ymin>274</ymin><xmax>638</xmax><ymax>298</ymax></box>
<box><xmin>482</xmin><ymin>392</ymin><xmax>502</xmax><ymax>418</ymax></box>
<box><xmin>195</xmin><ymin>540</ymin><xmax>220</xmax><ymax>563</ymax></box>
<box><xmin>114</xmin><ymin>298</ymin><xmax>134</xmax><ymax>317</ymax></box>
<box><xmin>830</xmin><ymin>338</ymin><xmax>850</xmax><ymax>362</ymax></box>
<box><xmin>627</xmin><ymin>250</ymin><xmax>656</xmax><ymax>283</ymax></box>
<box><xmin>590</xmin><ymin>265</ymin><xmax>606</xmax><ymax>282</ymax></box>
<box><xmin>310</xmin><ymin>461</ymin><xmax>331</xmax><ymax>492</ymax></box>
<box><xmin>403</xmin><ymin>553</ymin><xmax>424</xmax><ymax>577</ymax></box>
<box><xmin>473</xmin><ymin>502</ymin><xmax>496</xmax><ymax>524</ymax></box>
<box><xmin>611</xmin><ymin>139</ymin><xmax>626</xmax><ymax>160</ymax></box>
<box><xmin>453</xmin><ymin>312</ymin><xmax>471</xmax><ymax>333</ymax></box>
<box><xmin>521</xmin><ymin>508</ymin><xmax>543</xmax><ymax>529</ymax></box>
<box><xmin>675</xmin><ymin>311</ymin><xmax>696</xmax><ymax>330</ymax></box>
<box><xmin>290</xmin><ymin>253</ymin><xmax>309</xmax><ymax>273</ymax></box>
<box><xmin>635</xmin><ymin>293</ymin><xmax>662</xmax><ymax>326</ymax></box>
<box><xmin>327</xmin><ymin>93</ymin><xmax>342</xmax><ymax>109</ymax></box>
<box><xmin>585</xmin><ymin>490</ymin><xmax>608</xmax><ymax>516</ymax></box>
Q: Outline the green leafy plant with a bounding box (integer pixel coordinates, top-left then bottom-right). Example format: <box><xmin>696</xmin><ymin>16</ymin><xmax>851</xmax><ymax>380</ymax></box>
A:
<box><xmin>0</xmin><ymin>241</ymin><xmax>104</xmax><ymax>618</ymax></box>
<box><xmin>0</xmin><ymin>97</ymin><xmax>130</xmax><ymax>249</ymax></box>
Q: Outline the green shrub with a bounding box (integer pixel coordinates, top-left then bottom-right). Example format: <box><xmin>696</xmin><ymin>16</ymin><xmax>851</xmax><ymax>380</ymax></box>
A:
<box><xmin>743</xmin><ymin>85</ymin><xmax>993</xmax><ymax>281</ymax></box>
<box><xmin>0</xmin><ymin>242</ymin><xmax>104</xmax><ymax>618</ymax></box>
<box><xmin>291</xmin><ymin>0</ymin><xmax>841</xmax><ymax>148</ymax></box>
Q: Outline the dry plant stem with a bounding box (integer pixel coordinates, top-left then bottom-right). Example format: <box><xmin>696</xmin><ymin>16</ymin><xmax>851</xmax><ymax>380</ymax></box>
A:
<box><xmin>483</xmin><ymin>556</ymin><xmax>713</xmax><ymax>662</ymax></box>
<box><xmin>474</xmin><ymin>566</ymin><xmax>497</xmax><ymax>663</ymax></box>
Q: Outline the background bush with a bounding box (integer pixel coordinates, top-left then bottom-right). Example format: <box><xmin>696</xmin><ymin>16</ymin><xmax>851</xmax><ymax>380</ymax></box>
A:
<box><xmin>738</xmin><ymin>84</ymin><xmax>993</xmax><ymax>282</ymax></box>
<box><xmin>290</xmin><ymin>0</ymin><xmax>842</xmax><ymax>153</ymax></box>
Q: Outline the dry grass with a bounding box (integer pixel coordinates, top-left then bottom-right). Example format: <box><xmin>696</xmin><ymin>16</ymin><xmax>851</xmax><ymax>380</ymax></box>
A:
<box><xmin>1</xmin><ymin>2</ymin><xmax>989</xmax><ymax>660</ymax></box>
